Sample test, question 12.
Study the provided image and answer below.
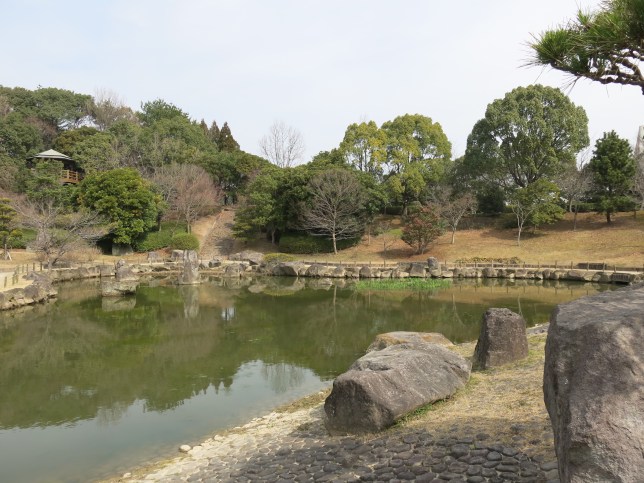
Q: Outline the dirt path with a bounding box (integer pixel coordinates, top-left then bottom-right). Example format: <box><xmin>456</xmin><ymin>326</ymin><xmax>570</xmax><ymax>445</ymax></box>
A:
<box><xmin>195</xmin><ymin>208</ymin><xmax>239</xmax><ymax>259</ymax></box>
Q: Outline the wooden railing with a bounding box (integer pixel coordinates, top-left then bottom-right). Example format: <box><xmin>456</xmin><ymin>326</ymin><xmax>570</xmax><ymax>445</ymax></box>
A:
<box><xmin>60</xmin><ymin>170</ymin><xmax>81</xmax><ymax>184</ymax></box>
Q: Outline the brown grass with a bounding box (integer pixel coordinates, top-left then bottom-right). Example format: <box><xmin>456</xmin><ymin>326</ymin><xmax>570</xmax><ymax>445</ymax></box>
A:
<box><xmin>305</xmin><ymin>211</ymin><xmax>644</xmax><ymax>268</ymax></box>
<box><xmin>397</xmin><ymin>334</ymin><xmax>556</xmax><ymax>461</ymax></box>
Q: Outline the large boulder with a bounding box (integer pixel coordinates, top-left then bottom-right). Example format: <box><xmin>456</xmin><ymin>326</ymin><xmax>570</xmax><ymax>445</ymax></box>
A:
<box><xmin>325</xmin><ymin>338</ymin><xmax>470</xmax><ymax>434</ymax></box>
<box><xmin>366</xmin><ymin>331</ymin><xmax>453</xmax><ymax>352</ymax></box>
<box><xmin>115</xmin><ymin>260</ymin><xmax>138</xmax><ymax>282</ymax></box>
<box><xmin>472</xmin><ymin>308</ymin><xmax>529</xmax><ymax>370</ymax></box>
<box><xmin>306</xmin><ymin>264</ymin><xmax>335</xmax><ymax>278</ymax></box>
<box><xmin>171</xmin><ymin>250</ymin><xmax>198</xmax><ymax>262</ymax></box>
<box><xmin>544</xmin><ymin>284</ymin><xmax>644</xmax><ymax>483</ymax></box>
<box><xmin>177</xmin><ymin>258</ymin><xmax>201</xmax><ymax>285</ymax></box>
<box><xmin>409</xmin><ymin>262</ymin><xmax>427</xmax><ymax>278</ymax></box>
<box><xmin>229</xmin><ymin>250</ymin><xmax>265</xmax><ymax>266</ymax></box>
<box><xmin>271</xmin><ymin>262</ymin><xmax>306</xmax><ymax>277</ymax></box>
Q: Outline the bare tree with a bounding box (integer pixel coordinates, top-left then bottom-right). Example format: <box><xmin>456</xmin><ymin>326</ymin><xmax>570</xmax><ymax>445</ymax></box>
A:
<box><xmin>632</xmin><ymin>167</ymin><xmax>644</xmax><ymax>214</ymax></box>
<box><xmin>15</xmin><ymin>198</ymin><xmax>107</xmax><ymax>270</ymax></box>
<box><xmin>555</xmin><ymin>163</ymin><xmax>593</xmax><ymax>230</ymax></box>
<box><xmin>300</xmin><ymin>170</ymin><xmax>366</xmax><ymax>254</ymax></box>
<box><xmin>259</xmin><ymin>121</ymin><xmax>305</xmax><ymax>168</ymax></box>
<box><xmin>430</xmin><ymin>187</ymin><xmax>477</xmax><ymax>244</ymax></box>
<box><xmin>151</xmin><ymin>163</ymin><xmax>221</xmax><ymax>232</ymax></box>
<box><xmin>376</xmin><ymin>221</ymin><xmax>399</xmax><ymax>261</ymax></box>
<box><xmin>88</xmin><ymin>88</ymin><xmax>135</xmax><ymax>131</ymax></box>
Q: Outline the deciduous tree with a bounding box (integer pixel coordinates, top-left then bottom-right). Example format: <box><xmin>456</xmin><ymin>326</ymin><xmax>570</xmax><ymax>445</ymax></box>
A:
<box><xmin>382</xmin><ymin>114</ymin><xmax>452</xmax><ymax>214</ymax></box>
<box><xmin>299</xmin><ymin>170</ymin><xmax>366</xmax><ymax>254</ymax></box>
<box><xmin>430</xmin><ymin>187</ymin><xmax>477</xmax><ymax>244</ymax></box>
<box><xmin>259</xmin><ymin>121</ymin><xmax>305</xmax><ymax>168</ymax></box>
<box><xmin>339</xmin><ymin>121</ymin><xmax>386</xmax><ymax>176</ymax></box>
<box><xmin>151</xmin><ymin>163</ymin><xmax>221</xmax><ymax>232</ymax></box>
<box><xmin>401</xmin><ymin>206</ymin><xmax>444</xmax><ymax>255</ymax></box>
<box><xmin>15</xmin><ymin>197</ymin><xmax>106</xmax><ymax>269</ymax></box>
<box><xmin>508</xmin><ymin>179</ymin><xmax>564</xmax><ymax>246</ymax></box>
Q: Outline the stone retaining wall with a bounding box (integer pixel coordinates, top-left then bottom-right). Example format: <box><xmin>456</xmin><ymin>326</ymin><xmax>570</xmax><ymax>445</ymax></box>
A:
<box><xmin>260</xmin><ymin>261</ymin><xmax>644</xmax><ymax>285</ymax></box>
<box><xmin>3</xmin><ymin>258</ymin><xmax>641</xmax><ymax>311</ymax></box>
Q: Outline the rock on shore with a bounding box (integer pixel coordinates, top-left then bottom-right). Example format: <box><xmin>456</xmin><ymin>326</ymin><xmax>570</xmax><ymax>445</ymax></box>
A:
<box><xmin>544</xmin><ymin>283</ymin><xmax>644</xmax><ymax>482</ymax></box>
<box><xmin>325</xmin><ymin>337</ymin><xmax>471</xmax><ymax>433</ymax></box>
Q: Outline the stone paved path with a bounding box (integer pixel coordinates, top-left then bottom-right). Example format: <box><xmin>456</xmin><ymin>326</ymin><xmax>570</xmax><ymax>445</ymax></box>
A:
<box><xmin>120</xmin><ymin>405</ymin><xmax>559</xmax><ymax>483</ymax></box>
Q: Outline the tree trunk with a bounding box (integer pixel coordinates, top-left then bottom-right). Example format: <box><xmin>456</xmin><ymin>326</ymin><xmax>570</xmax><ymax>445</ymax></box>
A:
<box><xmin>606</xmin><ymin>211</ymin><xmax>612</xmax><ymax>223</ymax></box>
<box><xmin>332</xmin><ymin>233</ymin><xmax>337</xmax><ymax>254</ymax></box>
<box><xmin>517</xmin><ymin>225</ymin><xmax>522</xmax><ymax>246</ymax></box>
<box><xmin>573</xmin><ymin>209</ymin><xmax>578</xmax><ymax>231</ymax></box>
<box><xmin>451</xmin><ymin>228</ymin><xmax>456</xmax><ymax>244</ymax></box>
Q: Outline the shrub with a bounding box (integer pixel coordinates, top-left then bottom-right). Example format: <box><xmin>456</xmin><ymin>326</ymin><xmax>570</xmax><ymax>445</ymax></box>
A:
<box><xmin>170</xmin><ymin>233</ymin><xmax>199</xmax><ymax>251</ymax></box>
<box><xmin>263</xmin><ymin>253</ymin><xmax>297</xmax><ymax>263</ymax></box>
<box><xmin>279</xmin><ymin>233</ymin><xmax>359</xmax><ymax>254</ymax></box>
<box><xmin>9</xmin><ymin>228</ymin><xmax>36</xmax><ymax>249</ymax></box>
<box><xmin>135</xmin><ymin>221</ymin><xmax>188</xmax><ymax>252</ymax></box>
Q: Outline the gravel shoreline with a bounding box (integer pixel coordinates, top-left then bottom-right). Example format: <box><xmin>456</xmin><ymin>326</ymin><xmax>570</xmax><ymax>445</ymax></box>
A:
<box><xmin>108</xmin><ymin>330</ymin><xmax>559</xmax><ymax>483</ymax></box>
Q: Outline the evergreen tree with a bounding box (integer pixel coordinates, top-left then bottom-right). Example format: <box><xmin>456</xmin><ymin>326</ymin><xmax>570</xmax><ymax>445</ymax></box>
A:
<box><xmin>589</xmin><ymin>131</ymin><xmax>636</xmax><ymax>223</ymax></box>
<box><xmin>209</xmin><ymin>121</ymin><xmax>221</xmax><ymax>144</ymax></box>
<box><xmin>217</xmin><ymin>122</ymin><xmax>240</xmax><ymax>152</ymax></box>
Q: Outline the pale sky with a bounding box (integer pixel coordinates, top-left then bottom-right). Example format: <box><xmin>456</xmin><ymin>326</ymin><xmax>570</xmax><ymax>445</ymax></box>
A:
<box><xmin>3</xmin><ymin>0</ymin><xmax>642</xmax><ymax>161</ymax></box>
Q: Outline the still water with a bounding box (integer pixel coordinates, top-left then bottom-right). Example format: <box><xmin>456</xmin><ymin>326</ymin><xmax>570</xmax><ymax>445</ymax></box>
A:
<box><xmin>0</xmin><ymin>276</ymin><xmax>614</xmax><ymax>482</ymax></box>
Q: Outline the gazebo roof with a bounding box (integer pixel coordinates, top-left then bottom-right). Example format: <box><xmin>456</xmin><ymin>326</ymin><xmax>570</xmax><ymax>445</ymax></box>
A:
<box><xmin>28</xmin><ymin>149</ymin><xmax>74</xmax><ymax>161</ymax></box>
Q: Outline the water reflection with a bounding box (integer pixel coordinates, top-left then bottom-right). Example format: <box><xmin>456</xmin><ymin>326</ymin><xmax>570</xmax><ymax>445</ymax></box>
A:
<box><xmin>0</xmin><ymin>277</ymin><xmax>616</xmax><ymax>483</ymax></box>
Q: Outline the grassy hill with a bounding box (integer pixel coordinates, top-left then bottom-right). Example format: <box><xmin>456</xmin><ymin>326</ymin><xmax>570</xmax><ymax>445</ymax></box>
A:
<box><xmin>302</xmin><ymin>211</ymin><xmax>644</xmax><ymax>268</ymax></box>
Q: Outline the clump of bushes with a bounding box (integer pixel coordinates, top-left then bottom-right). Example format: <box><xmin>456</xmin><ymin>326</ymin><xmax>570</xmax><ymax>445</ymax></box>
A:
<box><xmin>263</xmin><ymin>253</ymin><xmax>297</xmax><ymax>263</ymax></box>
<box><xmin>170</xmin><ymin>232</ymin><xmax>199</xmax><ymax>251</ymax></box>
<box><xmin>8</xmin><ymin>228</ymin><xmax>36</xmax><ymax>249</ymax></box>
<box><xmin>279</xmin><ymin>233</ymin><xmax>359</xmax><ymax>254</ymax></box>
<box><xmin>135</xmin><ymin>222</ymin><xmax>188</xmax><ymax>252</ymax></box>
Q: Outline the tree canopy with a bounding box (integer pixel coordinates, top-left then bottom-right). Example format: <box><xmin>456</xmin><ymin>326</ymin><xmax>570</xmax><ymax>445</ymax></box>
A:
<box><xmin>529</xmin><ymin>0</ymin><xmax>644</xmax><ymax>93</ymax></box>
<box><xmin>589</xmin><ymin>130</ymin><xmax>636</xmax><ymax>222</ymax></box>
<box><xmin>78</xmin><ymin>168</ymin><xmax>163</xmax><ymax>245</ymax></box>
<box><xmin>463</xmin><ymin>85</ymin><xmax>589</xmax><ymax>191</ymax></box>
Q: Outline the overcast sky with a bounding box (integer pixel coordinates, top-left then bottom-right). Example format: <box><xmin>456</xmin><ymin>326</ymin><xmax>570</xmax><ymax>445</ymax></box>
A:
<box><xmin>3</xmin><ymin>0</ymin><xmax>642</xmax><ymax>161</ymax></box>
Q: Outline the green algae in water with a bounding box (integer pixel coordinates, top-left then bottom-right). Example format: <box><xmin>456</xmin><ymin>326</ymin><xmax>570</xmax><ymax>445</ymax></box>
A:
<box><xmin>354</xmin><ymin>278</ymin><xmax>452</xmax><ymax>291</ymax></box>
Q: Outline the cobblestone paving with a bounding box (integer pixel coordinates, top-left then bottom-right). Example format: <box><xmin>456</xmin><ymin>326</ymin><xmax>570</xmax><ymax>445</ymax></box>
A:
<box><xmin>123</xmin><ymin>407</ymin><xmax>559</xmax><ymax>483</ymax></box>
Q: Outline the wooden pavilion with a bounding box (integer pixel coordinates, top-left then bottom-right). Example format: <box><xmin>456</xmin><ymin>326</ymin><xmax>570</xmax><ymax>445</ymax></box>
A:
<box><xmin>27</xmin><ymin>149</ymin><xmax>85</xmax><ymax>184</ymax></box>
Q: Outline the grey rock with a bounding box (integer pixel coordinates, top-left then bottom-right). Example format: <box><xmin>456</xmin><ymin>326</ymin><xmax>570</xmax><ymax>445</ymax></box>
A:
<box><xmin>229</xmin><ymin>250</ymin><xmax>264</xmax><ymax>266</ymax></box>
<box><xmin>409</xmin><ymin>262</ymin><xmax>427</xmax><ymax>278</ymax></box>
<box><xmin>147</xmin><ymin>251</ymin><xmax>162</xmax><ymax>263</ymax></box>
<box><xmin>544</xmin><ymin>284</ymin><xmax>644</xmax><ymax>483</ymax></box>
<box><xmin>427</xmin><ymin>257</ymin><xmax>440</xmax><ymax>270</ymax></box>
<box><xmin>324</xmin><ymin>341</ymin><xmax>470</xmax><ymax>433</ymax></box>
<box><xmin>366</xmin><ymin>332</ymin><xmax>453</xmax><ymax>352</ymax></box>
<box><xmin>171</xmin><ymin>249</ymin><xmax>198</xmax><ymax>262</ymax></box>
<box><xmin>306</xmin><ymin>264</ymin><xmax>336</xmax><ymax>278</ymax></box>
<box><xmin>473</xmin><ymin>308</ymin><xmax>528</xmax><ymax>370</ymax></box>
<box><xmin>272</xmin><ymin>262</ymin><xmax>306</xmax><ymax>277</ymax></box>
<box><xmin>115</xmin><ymin>260</ymin><xmax>138</xmax><ymax>282</ymax></box>
<box><xmin>178</xmin><ymin>258</ymin><xmax>201</xmax><ymax>285</ymax></box>
<box><xmin>101</xmin><ymin>279</ymin><xmax>138</xmax><ymax>297</ymax></box>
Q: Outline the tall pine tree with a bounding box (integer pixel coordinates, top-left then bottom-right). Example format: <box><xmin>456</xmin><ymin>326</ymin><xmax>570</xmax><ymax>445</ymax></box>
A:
<box><xmin>217</xmin><ymin>122</ymin><xmax>239</xmax><ymax>152</ymax></box>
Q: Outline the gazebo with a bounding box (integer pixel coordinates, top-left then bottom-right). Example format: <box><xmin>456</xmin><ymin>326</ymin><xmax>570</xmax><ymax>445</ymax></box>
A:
<box><xmin>27</xmin><ymin>149</ymin><xmax>85</xmax><ymax>184</ymax></box>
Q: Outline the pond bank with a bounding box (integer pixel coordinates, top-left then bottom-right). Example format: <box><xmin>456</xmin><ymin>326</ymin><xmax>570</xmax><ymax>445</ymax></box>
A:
<box><xmin>2</xmin><ymin>256</ymin><xmax>640</xmax><ymax>311</ymax></box>
<box><xmin>104</xmin><ymin>331</ymin><xmax>559</xmax><ymax>483</ymax></box>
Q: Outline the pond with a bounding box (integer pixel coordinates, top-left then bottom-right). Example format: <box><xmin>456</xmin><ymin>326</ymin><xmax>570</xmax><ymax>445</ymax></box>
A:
<box><xmin>0</xmin><ymin>276</ymin><xmax>614</xmax><ymax>482</ymax></box>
